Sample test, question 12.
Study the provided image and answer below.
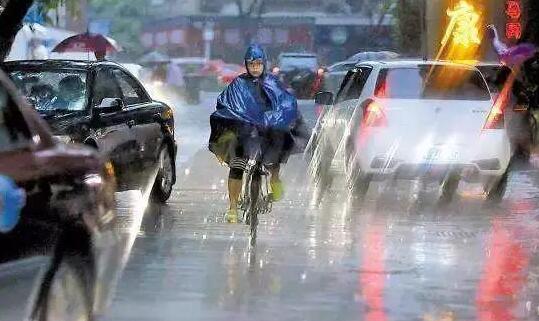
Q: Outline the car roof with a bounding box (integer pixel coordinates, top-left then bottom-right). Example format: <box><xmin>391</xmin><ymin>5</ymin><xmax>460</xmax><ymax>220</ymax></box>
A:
<box><xmin>355</xmin><ymin>59</ymin><xmax>480</xmax><ymax>70</ymax></box>
<box><xmin>1</xmin><ymin>59</ymin><xmax>125</xmax><ymax>71</ymax></box>
<box><xmin>279</xmin><ymin>52</ymin><xmax>317</xmax><ymax>57</ymax></box>
<box><xmin>170</xmin><ymin>57</ymin><xmax>207</xmax><ymax>64</ymax></box>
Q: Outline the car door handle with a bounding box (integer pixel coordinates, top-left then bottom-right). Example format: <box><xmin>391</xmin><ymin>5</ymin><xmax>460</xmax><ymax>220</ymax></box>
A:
<box><xmin>127</xmin><ymin>120</ymin><xmax>135</xmax><ymax>128</ymax></box>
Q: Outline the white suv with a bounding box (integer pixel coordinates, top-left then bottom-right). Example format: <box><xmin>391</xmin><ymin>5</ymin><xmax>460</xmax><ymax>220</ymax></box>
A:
<box><xmin>308</xmin><ymin>60</ymin><xmax>511</xmax><ymax>202</ymax></box>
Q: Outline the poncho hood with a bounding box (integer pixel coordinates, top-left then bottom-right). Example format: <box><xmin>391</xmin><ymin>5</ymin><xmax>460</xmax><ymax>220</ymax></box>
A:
<box><xmin>213</xmin><ymin>45</ymin><xmax>298</xmax><ymax>131</ymax></box>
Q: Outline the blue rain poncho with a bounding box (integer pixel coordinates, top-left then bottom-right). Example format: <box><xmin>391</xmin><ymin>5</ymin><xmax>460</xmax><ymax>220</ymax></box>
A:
<box><xmin>0</xmin><ymin>175</ymin><xmax>24</xmax><ymax>234</ymax></box>
<box><xmin>209</xmin><ymin>44</ymin><xmax>309</xmax><ymax>164</ymax></box>
<box><xmin>212</xmin><ymin>44</ymin><xmax>298</xmax><ymax>130</ymax></box>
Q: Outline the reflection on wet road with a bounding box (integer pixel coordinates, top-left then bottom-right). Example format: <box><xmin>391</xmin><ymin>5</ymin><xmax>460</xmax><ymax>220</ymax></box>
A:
<box><xmin>103</xmin><ymin>94</ymin><xmax>539</xmax><ymax>321</ymax></box>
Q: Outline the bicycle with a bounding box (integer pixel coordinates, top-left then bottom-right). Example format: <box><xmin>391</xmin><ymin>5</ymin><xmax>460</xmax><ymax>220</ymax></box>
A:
<box><xmin>238</xmin><ymin>131</ymin><xmax>273</xmax><ymax>246</ymax></box>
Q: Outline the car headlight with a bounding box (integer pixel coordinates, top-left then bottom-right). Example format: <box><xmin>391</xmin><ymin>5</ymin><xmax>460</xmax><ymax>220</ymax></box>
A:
<box><xmin>162</xmin><ymin>108</ymin><xmax>174</xmax><ymax>120</ymax></box>
<box><xmin>54</xmin><ymin>135</ymin><xmax>74</xmax><ymax>144</ymax></box>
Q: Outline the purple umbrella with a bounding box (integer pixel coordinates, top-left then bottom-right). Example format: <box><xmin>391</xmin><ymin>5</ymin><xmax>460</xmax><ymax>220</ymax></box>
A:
<box><xmin>487</xmin><ymin>25</ymin><xmax>536</xmax><ymax>67</ymax></box>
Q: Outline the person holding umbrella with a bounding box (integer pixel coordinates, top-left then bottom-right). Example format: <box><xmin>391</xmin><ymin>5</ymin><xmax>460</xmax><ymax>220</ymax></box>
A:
<box><xmin>52</xmin><ymin>32</ymin><xmax>120</xmax><ymax>61</ymax></box>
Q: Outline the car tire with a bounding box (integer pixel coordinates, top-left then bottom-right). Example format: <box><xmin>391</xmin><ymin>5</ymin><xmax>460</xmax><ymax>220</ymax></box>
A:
<box><xmin>151</xmin><ymin>144</ymin><xmax>175</xmax><ymax>203</ymax></box>
<box><xmin>486</xmin><ymin>172</ymin><xmax>508</xmax><ymax>204</ymax></box>
<box><xmin>349</xmin><ymin>174</ymin><xmax>371</xmax><ymax>201</ymax></box>
<box><xmin>439</xmin><ymin>171</ymin><xmax>461</xmax><ymax>204</ymax></box>
<box><xmin>347</xmin><ymin>156</ymin><xmax>371</xmax><ymax>201</ymax></box>
<box><xmin>308</xmin><ymin>135</ymin><xmax>333</xmax><ymax>201</ymax></box>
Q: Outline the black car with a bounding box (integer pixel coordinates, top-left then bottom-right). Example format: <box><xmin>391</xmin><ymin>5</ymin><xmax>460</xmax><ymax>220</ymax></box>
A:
<box><xmin>1</xmin><ymin>60</ymin><xmax>177</xmax><ymax>202</ymax></box>
<box><xmin>273</xmin><ymin>52</ymin><xmax>320</xmax><ymax>99</ymax></box>
<box><xmin>0</xmin><ymin>68</ymin><xmax>118</xmax><ymax>320</ymax></box>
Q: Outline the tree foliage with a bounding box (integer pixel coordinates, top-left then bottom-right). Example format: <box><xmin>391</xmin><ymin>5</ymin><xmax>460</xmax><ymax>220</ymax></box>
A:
<box><xmin>90</xmin><ymin>0</ymin><xmax>148</xmax><ymax>58</ymax></box>
<box><xmin>522</xmin><ymin>0</ymin><xmax>539</xmax><ymax>46</ymax></box>
<box><xmin>394</xmin><ymin>0</ymin><xmax>422</xmax><ymax>54</ymax></box>
<box><xmin>234</xmin><ymin>0</ymin><xmax>266</xmax><ymax>18</ymax></box>
<box><xmin>0</xmin><ymin>0</ymin><xmax>80</xmax><ymax>60</ymax></box>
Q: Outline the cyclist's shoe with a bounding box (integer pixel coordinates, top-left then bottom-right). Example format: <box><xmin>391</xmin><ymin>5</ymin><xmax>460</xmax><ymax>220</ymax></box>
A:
<box><xmin>270</xmin><ymin>180</ymin><xmax>284</xmax><ymax>202</ymax></box>
<box><xmin>225</xmin><ymin>209</ymin><xmax>238</xmax><ymax>223</ymax></box>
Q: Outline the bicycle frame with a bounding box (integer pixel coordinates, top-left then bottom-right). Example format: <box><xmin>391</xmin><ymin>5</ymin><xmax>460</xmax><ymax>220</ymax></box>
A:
<box><xmin>238</xmin><ymin>131</ymin><xmax>273</xmax><ymax>245</ymax></box>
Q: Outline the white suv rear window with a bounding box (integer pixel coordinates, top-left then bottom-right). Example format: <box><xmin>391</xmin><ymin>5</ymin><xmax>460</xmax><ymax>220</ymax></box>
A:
<box><xmin>375</xmin><ymin>65</ymin><xmax>491</xmax><ymax>101</ymax></box>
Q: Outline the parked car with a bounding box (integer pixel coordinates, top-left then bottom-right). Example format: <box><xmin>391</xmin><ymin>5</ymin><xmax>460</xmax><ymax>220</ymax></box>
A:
<box><xmin>309</xmin><ymin>60</ymin><xmax>510</xmax><ymax>203</ymax></box>
<box><xmin>217</xmin><ymin>63</ymin><xmax>246</xmax><ymax>85</ymax></box>
<box><xmin>0</xmin><ymin>68</ymin><xmax>119</xmax><ymax>320</ymax></box>
<box><xmin>1</xmin><ymin>60</ymin><xmax>177</xmax><ymax>202</ymax></box>
<box><xmin>272</xmin><ymin>52</ymin><xmax>320</xmax><ymax>99</ymax></box>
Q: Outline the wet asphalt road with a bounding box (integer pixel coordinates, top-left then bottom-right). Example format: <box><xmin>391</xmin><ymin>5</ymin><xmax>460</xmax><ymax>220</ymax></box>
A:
<box><xmin>100</xmin><ymin>93</ymin><xmax>539</xmax><ymax>321</ymax></box>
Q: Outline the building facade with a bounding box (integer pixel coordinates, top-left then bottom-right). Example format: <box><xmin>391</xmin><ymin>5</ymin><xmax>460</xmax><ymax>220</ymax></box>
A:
<box><xmin>141</xmin><ymin>0</ymin><xmax>394</xmax><ymax>64</ymax></box>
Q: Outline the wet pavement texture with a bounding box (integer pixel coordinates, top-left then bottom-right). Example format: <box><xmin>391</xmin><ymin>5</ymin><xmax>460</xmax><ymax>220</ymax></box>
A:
<box><xmin>102</xmin><ymin>93</ymin><xmax>539</xmax><ymax>320</ymax></box>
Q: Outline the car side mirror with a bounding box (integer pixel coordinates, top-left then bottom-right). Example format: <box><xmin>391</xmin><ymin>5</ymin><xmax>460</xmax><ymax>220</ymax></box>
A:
<box><xmin>97</xmin><ymin>98</ymin><xmax>123</xmax><ymax>113</ymax></box>
<box><xmin>314</xmin><ymin>91</ymin><xmax>334</xmax><ymax>105</ymax></box>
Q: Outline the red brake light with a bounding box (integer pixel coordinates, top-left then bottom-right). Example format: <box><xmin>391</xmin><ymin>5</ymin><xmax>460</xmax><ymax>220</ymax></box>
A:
<box><xmin>363</xmin><ymin>101</ymin><xmax>387</xmax><ymax>127</ymax></box>
<box><xmin>374</xmin><ymin>80</ymin><xmax>388</xmax><ymax>98</ymax></box>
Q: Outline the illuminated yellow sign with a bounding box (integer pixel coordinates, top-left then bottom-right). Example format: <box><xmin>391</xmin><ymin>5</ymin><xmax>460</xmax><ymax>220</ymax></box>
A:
<box><xmin>443</xmin><ymin>0</ymin><xmax>481</xmax><ymax>47</ymax></box>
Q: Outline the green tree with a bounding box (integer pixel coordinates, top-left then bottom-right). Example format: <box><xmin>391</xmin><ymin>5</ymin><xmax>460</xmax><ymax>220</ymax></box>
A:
<box><xmin>522</xmin><ymin>0</ymin><xmax>539</xmax><ymax>46</ymax></box>
<box><xmin>90</xmin><ymin>0</ymin><xmax>148</xmax><ymax>58</ymax></box>
<box><xmin>394</xmin><ymin>0</ymin><xmax>422</xmax><ymax>54</ymax></box>
<box><xmin>0</xmin><ymin>0</ymin><xmax>80</xmax><ymax>61</ymax></box>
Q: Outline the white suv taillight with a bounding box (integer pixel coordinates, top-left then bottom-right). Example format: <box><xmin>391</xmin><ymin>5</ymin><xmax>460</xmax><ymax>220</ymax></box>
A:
<box><xmin>362</xmin><ymin>101</ymin><xmax>387</xmax><ymax>127</ymax></box>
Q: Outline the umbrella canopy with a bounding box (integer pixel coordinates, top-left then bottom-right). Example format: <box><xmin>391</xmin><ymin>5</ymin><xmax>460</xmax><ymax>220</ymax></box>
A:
<box><xmin>139</xmin><ymin>51</ymin><xmax>170</xmax><ymax>65</ymax></box>
<box><xmin>52</xmin><ymin>32</ymin><xmax>121</xmax><ymax>54</ymax></box>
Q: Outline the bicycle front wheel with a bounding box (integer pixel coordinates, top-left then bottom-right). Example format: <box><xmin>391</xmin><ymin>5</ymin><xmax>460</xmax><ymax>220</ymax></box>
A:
<box><xmin>247</xmin><ymin>172</ymin><xmax>261</xmax><ymax>246</ymax></box>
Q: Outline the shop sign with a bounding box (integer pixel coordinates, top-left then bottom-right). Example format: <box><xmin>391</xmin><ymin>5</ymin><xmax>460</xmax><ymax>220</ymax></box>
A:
<box><xmin>505</xmin><ymin>0</ymin><xmax>522</xmax><ymax>40</ymax></box>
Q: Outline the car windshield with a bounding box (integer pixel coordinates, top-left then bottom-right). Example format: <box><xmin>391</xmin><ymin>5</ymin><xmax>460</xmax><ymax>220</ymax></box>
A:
<box><xmin>8</xmin><ymin>69</ymin><xmax>88</xmax><ymax>113</ymax></box>
<box><xmin>375</xmin><ymin>65</ymin><xmax>491</xmax><ymax>100</ymax></box>
<box><xmin>279</xmin><ymin>56</ymin><xmax>317</xmax><ymax>71</ymax></box>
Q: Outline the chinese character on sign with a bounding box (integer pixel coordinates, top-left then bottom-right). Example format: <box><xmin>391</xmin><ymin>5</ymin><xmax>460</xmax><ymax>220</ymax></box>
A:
<box><xmin>505</xmin><ymin>0</ymin><xmax>522</xmax><ymax>40</ymax></box>
<box><xmin>506</xmin><ymin>22</ymin><xmax>522</xmax><ymax>40</ymax></box>
<box><xmin>506</xmin><ymin>0</ymin><xmax>521</xmax><ymax>19</ymax></box>
<box><xmin>445</xmin><ymin>0</ymin><xmax>481</xmax><ymax>47</ymax></box>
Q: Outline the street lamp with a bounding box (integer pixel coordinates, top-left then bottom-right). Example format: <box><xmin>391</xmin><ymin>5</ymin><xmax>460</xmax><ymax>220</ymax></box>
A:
<box><xmin>203</xmin><ymin>22</ymin><xmax>214</xmax><ymax>60</ymax></box>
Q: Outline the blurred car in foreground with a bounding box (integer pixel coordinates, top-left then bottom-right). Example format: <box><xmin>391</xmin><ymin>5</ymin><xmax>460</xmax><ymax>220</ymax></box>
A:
<box><xmin>0</xmin><ymin>68</ymin><xmax>118</xmax><ymax>320</ymax></box>
<box><xmin>272</xmin><ymin>52</ymin><xmax>320</xmax><ymax>99</ymax></box>
<box><xmin>2</xmin><ymin>60</ymin><xmax>177</xmax><ymax>202</ymax></box>
<box><xmin>309</xmin><ymin>60</ymin><xmax>510</xmax><ymax>203</ymax></box>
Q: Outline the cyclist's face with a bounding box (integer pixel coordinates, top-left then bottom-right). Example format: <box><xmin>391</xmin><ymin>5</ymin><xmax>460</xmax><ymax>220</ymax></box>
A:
<box><xmin>247</xmin><ymin>60</ymin><xmax>264</xmax><ymax>77</ymax></box>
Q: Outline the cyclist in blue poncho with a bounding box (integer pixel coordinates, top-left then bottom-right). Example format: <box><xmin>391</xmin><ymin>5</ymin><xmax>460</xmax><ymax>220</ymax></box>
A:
<box><xmin>209</xmin><ymin>44</ymin><xmax>308</xmax><ymax>223</ymax></box>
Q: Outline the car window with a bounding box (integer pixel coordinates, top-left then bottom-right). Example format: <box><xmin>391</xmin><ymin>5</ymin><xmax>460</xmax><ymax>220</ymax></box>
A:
<box><xmin>8</xmin><ymin>69</ymin><xmax>88</xmax><ymax>113</ymax></box>
<box><xmin>0</xmin><ymin>85</ymin><xmax>31</xmax><ymax>152</ymax></box>
<box><xmin>375</xmin><ymin>65</ymin><xmax>491</xmax><ymax>100</ymax></box>
<box><xmin>112</xmin><ymin>69</ymin><xmax>149</xmax><ymax>106</ymax></box>
<box><xmin>476</xmin><ymin>65</ymin><xmax>502</xmax><ymax>93</ymax></box>
<box><xmin>279</xmin><ymin>55</ymin><xmax>318</xmax><ymax>71</ymax></box>
<box><xmin>335</xmin><ymin>67</ymin><xmax>372</xmax><ymax>103</ymax></box>
<box><xmin>329</xmin><ymin>63</ymin><xmax>355</xmax><ymax>73</ymax></box>
<box><xmin>92</xmin><ymin>67</ymin><xmax>122</xmax><ymax>107</ymax></box>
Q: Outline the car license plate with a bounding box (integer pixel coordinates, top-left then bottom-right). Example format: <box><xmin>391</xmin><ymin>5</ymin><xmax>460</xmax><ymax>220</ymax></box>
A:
<box><xmin>424</xmin><ymin>147</ymin><xmax>458</xmax><ymax>162</ymax></box>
